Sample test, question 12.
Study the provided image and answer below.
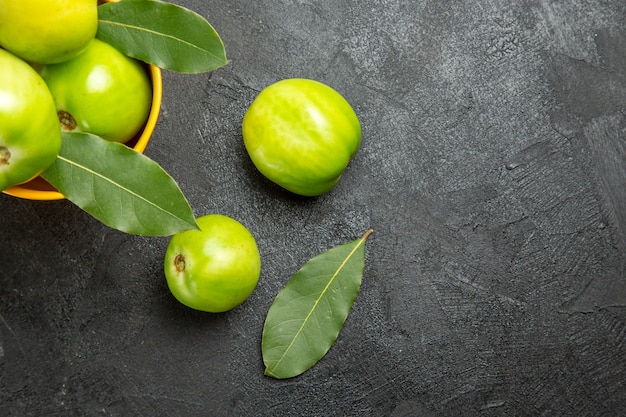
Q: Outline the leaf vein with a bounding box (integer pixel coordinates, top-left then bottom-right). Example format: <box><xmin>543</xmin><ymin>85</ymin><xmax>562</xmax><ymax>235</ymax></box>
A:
<box><xmin>56</xmin><ymin>155</ymin><xmax>183</xmax><ymax>221</ymax></box>
<box><xmin>99</xmin><ymin>20</ymin><xmax>222</xmax><ymax>59</ymax></box>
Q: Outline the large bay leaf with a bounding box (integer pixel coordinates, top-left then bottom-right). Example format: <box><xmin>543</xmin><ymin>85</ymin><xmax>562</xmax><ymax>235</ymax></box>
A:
<box><xmin>97</xmin><ymin>0</ymin><xmax>227</xmax><ymax>73</ymax></box>
<box><xmin>262</xmin><ymin>230</ymin><xmax>374</xmax><ymax>379</ymax></box>
<box><xmin>41</xmin><ymin>132</ymin><xmax>199</xmax><ymax>236</ymax></box>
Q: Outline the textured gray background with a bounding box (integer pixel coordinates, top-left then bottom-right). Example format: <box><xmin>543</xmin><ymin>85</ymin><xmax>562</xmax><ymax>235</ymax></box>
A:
<box><xmin>1</xmin><ymin>0</ymin><xmax>625</xmax><ymax>416</ymax></box>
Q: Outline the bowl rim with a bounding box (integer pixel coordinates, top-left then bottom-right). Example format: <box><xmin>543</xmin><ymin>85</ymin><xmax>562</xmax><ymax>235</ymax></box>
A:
<box><xmin>2</xmin><ymin>64</ymin><xmax>163</xmax><ymax>201</ymax></box>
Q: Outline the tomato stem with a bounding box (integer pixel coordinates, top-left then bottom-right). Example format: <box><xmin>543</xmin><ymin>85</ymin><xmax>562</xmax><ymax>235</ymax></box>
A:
<box><xmin>0</xmin><ymin>146</ymin><xmax>11</xmax><ymax>166</ymax></box>
<box><xmin>58</xmin><ymin>110</ymin><xmax>77</xmax><ymax>131</ymax></box>
<box><xmin>174</xmin><ymin>254</ymin><xmax>186</xmax><ymax>272</ymax></box>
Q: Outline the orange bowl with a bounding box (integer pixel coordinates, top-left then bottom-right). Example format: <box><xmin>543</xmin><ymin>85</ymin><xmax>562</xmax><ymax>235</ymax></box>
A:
<box><xmin>2</xmin><ymin>64</ymin><xmax>162</xmax><ymax>201</ymax></box>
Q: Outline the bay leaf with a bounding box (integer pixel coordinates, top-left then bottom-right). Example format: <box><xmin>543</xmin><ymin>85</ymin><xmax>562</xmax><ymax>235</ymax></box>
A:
<box><xmin>262</xmin><ymin>229</ymin><xmax>374</xmax><ymax>379</ymax></box>
<box><xmin>97</xmin><ymin>0</ymin><xmax>227</xmax><ymax>74</ymax></box>
<box><xmin>41</xmin><ymin>132</ymin><xmax>199</xmax><ymax>236</ymax></box>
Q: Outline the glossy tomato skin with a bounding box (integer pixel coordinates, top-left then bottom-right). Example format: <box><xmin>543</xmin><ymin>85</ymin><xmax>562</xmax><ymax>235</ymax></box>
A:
<box><xmin>0</xmin><ymin>0</ymin><xmax>97</xmax><ymax>64</ymax></box>
<box><xmin>40</xmin><ymin>38</ymin><xmax>152</xmax><ymax>143</ymax></box>
<box><xmin>0</xmin><ymin>49</ymin><xmax>62</xmax><ymax>191</ymax></box>
<box><xmin>164</xmin><ymin>214</ymin><xmax>261</xmax><ymax>313</ymax></box>
<box><xmin>242</xmin><ymin>78</ymin><xmax>361</xmax><ymax>196</ymax></box>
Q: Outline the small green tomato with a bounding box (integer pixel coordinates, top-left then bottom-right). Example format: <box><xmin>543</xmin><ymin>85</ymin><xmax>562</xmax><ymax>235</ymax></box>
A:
<box><xmin>164</xmin><ymin>214</ymin><xmax>261</xmax><ymax>313</ymax></box>
<box><xmin>0</xmin><ymin>0</ymin><xmax>97</xmax><ymax>64</ymax></box>
<box><xmin>242</xmin><ymin>78</ymin><xmax>361</xmax><ymax>196</ymax></box>
<box><xmin>0</xmin><ymin>49</ymin><xmax>62</xmax><ymax>191</ymax></box>
<box><xmin>39</xmin><ymin>38</ymin><xmax>152</xmax><ymax>143</ymax></box>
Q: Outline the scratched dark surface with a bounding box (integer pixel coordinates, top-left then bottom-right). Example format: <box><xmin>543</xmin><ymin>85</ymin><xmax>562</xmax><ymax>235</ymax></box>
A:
<box><xmin>1</xmin><ymin>1</ymin><xmax>625</xmax><ymax>416</ymax></box>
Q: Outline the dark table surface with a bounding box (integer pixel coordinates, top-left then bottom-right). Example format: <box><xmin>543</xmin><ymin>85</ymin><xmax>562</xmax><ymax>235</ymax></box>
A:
<box><xmin>1</xmin><ymin>1</ymin><xmax>625</xmax><ymax>416</ymax></box>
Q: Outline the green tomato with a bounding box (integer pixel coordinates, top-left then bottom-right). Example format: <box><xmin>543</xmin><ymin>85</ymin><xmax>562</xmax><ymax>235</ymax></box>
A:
<box><xmin>242</xmin><ymin>78</ymin><xmax>361</xmax><ymax>196</ymax></box>
<box><xmin>164</xmin><ymin>214</ymin><xmax>261</xmax><ymax>313</ymax></box>
<box><xmin>0</xmin><ymin>49</ymin><xmax>62</xmax><ymax>191</ymax></box>
<box><xmin>39</xmin><ymin>38</ymin><xmax>152</xmax><ymax>143</ymax></box>
<box><xmin>0</xmin><ymin>0</ymin><xmax>97</xmax><ymax>64</ymax></box>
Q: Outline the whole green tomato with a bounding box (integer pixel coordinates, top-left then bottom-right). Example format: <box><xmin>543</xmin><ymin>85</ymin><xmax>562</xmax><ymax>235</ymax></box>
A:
<box><xmin>39</xmin><ymin>38</ymin><xmax>152</xmax><ymax>143</ymax></box>
<box><xmin>0</xmin><ymin>49</ymin><xmax>62</xmax><ymax>191</ymax></box>
<box><xmin>242</xmin><ymin>78</ymin><xmax>361</xmax><ymax>196</ymax></box>
<box><xmin>164</xmin><ymin>214</ymin><xmax>261</xmax><ymax>313</ymax></box>
<box><xmin>0</xmin><ymin>0</ymin><xmax>97</xmax><ymax>64</ymax></box>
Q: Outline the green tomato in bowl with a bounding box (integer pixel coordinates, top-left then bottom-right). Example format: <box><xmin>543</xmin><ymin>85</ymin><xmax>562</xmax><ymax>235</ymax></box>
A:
<box><xmin>164</xmin><ymin>214</ymin><xmax>261</xmax><ymax>313</ymax></box>
<box><xmin>242</xmin><ymin>78</ymin><xmax>361</xmax><ymax>197</ymax></box>
<box><xmin>0</xmin><ymin>49</ymin><xmax>62</xmax><ymax>191</ymax></box>
<box><xmin>0</xmin><ymin>0</ymin><xmax>97</xmax><ymax>64</ymax></box>
<box><xmin>39</xmin><ymin>38</ymin><xmax>152</xmax><ymax>143</ymax></box>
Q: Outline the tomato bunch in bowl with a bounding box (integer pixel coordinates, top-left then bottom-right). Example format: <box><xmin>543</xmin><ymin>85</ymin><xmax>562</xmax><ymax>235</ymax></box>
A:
<box><xmin>0</xmin><ymin>0</ymin><xmax>160</xmax><ymax>200</ymax></box>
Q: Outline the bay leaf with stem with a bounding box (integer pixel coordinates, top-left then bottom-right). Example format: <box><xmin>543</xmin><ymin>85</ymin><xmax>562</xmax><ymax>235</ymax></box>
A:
<box><xmin>42</xmin><ymin>132</ymin><xmax>199</xmax><ymax>236</ymax></box>
<box><xmin>97</xmin><ymin>0</ymin><xmax>227</xmax><ymax>74</ymax></box>
<box><xmin>262</xmin><ymin>229</ymin><xmax>373</xmax><ymax>379</ymax></box>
